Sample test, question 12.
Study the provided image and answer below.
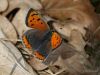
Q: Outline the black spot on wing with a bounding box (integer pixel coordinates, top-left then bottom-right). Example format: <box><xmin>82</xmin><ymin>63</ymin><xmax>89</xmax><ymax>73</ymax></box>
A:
<box><xmin>37</xmin><ymin>18</ymin><xmax>40</xmax><ymax>21</ymax></box>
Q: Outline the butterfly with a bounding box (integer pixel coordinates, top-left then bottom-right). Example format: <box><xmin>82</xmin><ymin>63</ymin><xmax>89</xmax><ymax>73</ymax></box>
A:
<box><xmin>22</xmin><ymin>8</ymin><xmax>62</xmax><ymax>60</ymax></box>
<box><xmin>26</xmin><ymin>8</ymin><xmax>49</xmax><ymax>31</ymax></box>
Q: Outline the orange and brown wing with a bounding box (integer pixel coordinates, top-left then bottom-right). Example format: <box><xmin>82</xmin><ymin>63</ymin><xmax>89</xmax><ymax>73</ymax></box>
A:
<box><xmin>51</xmin><ymin>32</ymin><xmax>62</xmax><ymax>49</ymax></box>
<box><xmin>26</xmin><ymin>8</ymin><xmax>48</xmax><ymax>31</ymax></box>
<box><xmin>34</xmin><ymin>51</ymin><xmax>45</xmax><ymax>60</ymax></box>
<box><xmin>22</xmin><ymin>35</ymin><xmax>31</xmax><ymax>49</ymax></box>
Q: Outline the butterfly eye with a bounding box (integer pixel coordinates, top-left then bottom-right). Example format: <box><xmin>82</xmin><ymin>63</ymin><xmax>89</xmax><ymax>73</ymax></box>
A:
<box><xmin>26</xmin><ymin>8</ymin><xmax>49</xmax><ymax>31</ymax></box>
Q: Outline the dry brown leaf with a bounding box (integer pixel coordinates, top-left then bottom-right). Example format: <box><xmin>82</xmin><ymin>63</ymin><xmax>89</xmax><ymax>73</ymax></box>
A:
<box><xmin>41</xmin><ymin>0</ymin><xmax>94</xmax><ymax>20</ymax></box>
<box><xmin>41</xmin><ymin>0</ymin><xmax>100</xmax><ymax>38</ymax></box>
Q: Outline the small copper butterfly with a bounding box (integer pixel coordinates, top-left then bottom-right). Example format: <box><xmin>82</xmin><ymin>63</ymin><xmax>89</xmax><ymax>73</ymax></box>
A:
<box><xmin>22</xmin><ymin>8</ymin><xmax>62</xmax><ymax>60</ymax></box>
